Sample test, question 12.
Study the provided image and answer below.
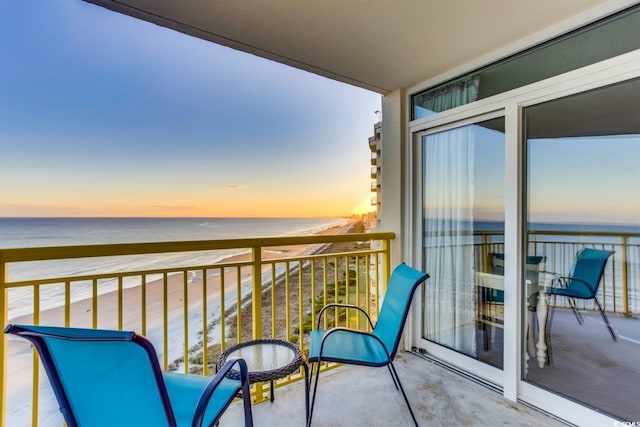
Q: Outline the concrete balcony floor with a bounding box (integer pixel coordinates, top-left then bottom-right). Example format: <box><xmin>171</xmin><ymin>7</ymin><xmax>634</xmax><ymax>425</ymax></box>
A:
<box><xmin>221</xmin><ymin>351</ymin><xmax>564</xmax><ymax>426</ymax></box>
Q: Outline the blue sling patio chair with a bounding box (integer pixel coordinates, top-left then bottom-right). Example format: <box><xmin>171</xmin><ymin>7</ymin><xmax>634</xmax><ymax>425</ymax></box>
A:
<box><xmin>4</xmin><ymin>324</ymin><xmax>253</xmax><ymax>427</ymax></box>
<box><xmin>544</xmin><ymin>248</ymin><xmax>616</xmax><ymax>362</ymax></box>
<box><xmin>306</xmin><ymin>263</ymin><xmax>429</xmax><ymax>427</ymax></box>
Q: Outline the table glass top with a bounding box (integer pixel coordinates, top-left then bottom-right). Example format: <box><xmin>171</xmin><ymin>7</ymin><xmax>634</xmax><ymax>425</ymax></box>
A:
<box><xmin>228</xmin><ymin>342</ymin><xmax>297</xmax><ymax>372</ymax></box>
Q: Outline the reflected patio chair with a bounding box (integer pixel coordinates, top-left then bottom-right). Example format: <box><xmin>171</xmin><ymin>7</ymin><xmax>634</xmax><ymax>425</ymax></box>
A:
<box><xmin>306</xmin><ymin>263</ymin><xmax>429</xmax><ymax>427</ymax></box>
<box><xmin>545</xmin><ymin>248</ymin><xmax>616</xmax><ymax>353</ymax></box>
<box><xmin>4</xmin><ymin>324</ymin><xmax>253</xmax><ymax>427</ymax></box>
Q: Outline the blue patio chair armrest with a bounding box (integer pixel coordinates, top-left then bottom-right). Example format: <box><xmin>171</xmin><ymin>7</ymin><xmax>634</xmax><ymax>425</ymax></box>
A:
<box><xmin>544</xmin><ymin>274</ymin><xmax>597</xmax><ymax>297</ymax></box>
<box><xmin>318</xmin><ymin>327</ymin><xmax>391</xmax><ymax>361</ymax></box>
<box><xmin>192</xmin><ymin>357</ymin><xmax>249</xmax><ymax>427</ymax></box>
<box><xmin>539</xmin><ymin>271</ymin><xmax>562</xmax><ymax>281</ymax></box>
<box><xmin>4</xmin><ymin>323</ymin><xmax>135</xmax><ymax>342</ymax></box>
<box><xmin>539</xmin><ymin>271</ymin><xmax>560</xmax><ymax>277</ymax></box>
<box><xmin>539</xmin><ymin>271</ymin><xmax>564</xmax><ymax>289</ymax></box>
<box><xmin>316</xmin><ymin>303</ymin><xmax>374</xmax><ymax>330</ymax></box>
<box><xmin>556</xmin><ymin>277</ymin><xmax>596</xmax><ymax>294</ymax></box>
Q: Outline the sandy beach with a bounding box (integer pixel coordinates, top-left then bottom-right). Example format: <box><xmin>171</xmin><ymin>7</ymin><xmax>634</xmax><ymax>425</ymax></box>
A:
<box><xmin>4</xmin><ymin>221</ymin><xmax>355</xmax><ymax>425</ymax></box>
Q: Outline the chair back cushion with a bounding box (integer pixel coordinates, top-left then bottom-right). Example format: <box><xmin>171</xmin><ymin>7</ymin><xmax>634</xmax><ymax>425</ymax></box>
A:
<box><xmin>5</xmin><ymin>324</ymin><xmax>174</xmax><ymax>427</ymax></box>
<box><xmin>568</xmin><ymin>248</ymin><xmax>614</xmax><ymax>298</ymax></box>
<box><xmin>372</xmin><ymin>264</ymin><xmax>429</xmax><ymax>359</ymax></box>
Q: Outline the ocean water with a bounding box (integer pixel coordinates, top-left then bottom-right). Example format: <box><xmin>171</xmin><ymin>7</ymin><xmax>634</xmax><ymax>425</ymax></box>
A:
<box><xmin>0</xmin><ymin>217</ymin><xmax>351</xmax><ymax>318</ymax></box>
<box><xmin>0</xmin><ymin>217</ymin><xmax>350</xmax><ymax>249</ymax></box>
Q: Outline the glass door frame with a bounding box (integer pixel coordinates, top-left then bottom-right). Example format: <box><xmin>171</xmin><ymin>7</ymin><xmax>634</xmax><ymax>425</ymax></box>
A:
<box><xmin>409</xmin><ymin>108</ymin><xmax>508</xmax><ymax>389</ymax></box>
<box><xmin>406</xmin><ymin>50</ymin><xmax>639</xmax><ymax>426</ymax></box>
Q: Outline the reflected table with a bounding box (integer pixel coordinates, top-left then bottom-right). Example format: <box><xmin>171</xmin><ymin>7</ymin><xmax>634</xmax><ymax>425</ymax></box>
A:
<box><xmin>476</xmin><ymin>272</ymin><xmax>548</xmax><ymax>369</ymax></box>
<box><xmin>216</xmin><ymin>339</ymin><xmax>309</xmax><ymax>419</ymax></box>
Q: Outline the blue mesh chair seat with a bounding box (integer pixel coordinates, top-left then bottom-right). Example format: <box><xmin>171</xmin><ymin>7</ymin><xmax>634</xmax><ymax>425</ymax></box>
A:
<box><xmin>306</xmin><ymin>263</ymin><xmax>430</xmax><ymax>426</ymax></box>
<box><xmin>4</xmin><ymin>324</ymin><xmax>253</xmax><ymax>427</ymax></box>
<box><xmin>309</xmin><ymin>329</ymin><xmax>391</xmax><ymax>366</ymax></box>
<box><xmin>545</xmin><ymin>248</ymin><xmax>616</xmax><ymax>347</ymax></box>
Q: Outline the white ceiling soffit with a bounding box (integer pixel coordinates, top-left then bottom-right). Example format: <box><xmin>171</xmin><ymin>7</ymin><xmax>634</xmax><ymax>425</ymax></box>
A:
<box><xmin>83</xmin><ymin>0</ymin><xmax>616</xmax><ymax>94</ymax></box>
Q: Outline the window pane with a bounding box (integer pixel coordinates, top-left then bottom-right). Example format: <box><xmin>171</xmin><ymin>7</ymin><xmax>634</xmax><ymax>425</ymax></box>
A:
<box><xmin>422</xmin><ymin>117</ymin><xmax>505</xmax><ymax>368</ymax></box>
<box><xmin>524</xmin><ymin>78</ymin><xmax>640</xmax><ymax>421</ymax></box>
<box><xmin>413</xmin><ymin>5</ymin><xmax>640</xmax><ymax>119</ymax></box>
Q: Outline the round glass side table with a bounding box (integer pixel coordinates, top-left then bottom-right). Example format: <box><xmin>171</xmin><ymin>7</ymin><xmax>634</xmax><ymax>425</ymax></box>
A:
<box><xmin>216</xmin><ymin>339</ymin><xmax>309</xmax><ymax>419</ymax></box>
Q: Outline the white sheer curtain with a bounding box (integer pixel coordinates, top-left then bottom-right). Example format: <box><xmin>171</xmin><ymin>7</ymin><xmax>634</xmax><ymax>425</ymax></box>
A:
<box><xmin>414</xmin><ymin>76</ymin><xmax>480</xmax><ymax>118</ymax></box>
<box><xmin>422</xmin><ymin>126</ymin><xmax>477</xmax><ymax>356</ymax></box>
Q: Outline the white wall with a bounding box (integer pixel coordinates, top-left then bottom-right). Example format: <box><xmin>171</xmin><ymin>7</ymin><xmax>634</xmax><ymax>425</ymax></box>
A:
<box><xmin>379</xmin><ymin>89</ymin><xmax>406</xmax><ymax>268</ymax></box>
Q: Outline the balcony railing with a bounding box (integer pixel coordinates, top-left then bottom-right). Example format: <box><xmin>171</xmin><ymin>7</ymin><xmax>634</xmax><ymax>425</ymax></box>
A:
<box><xmin>475</xmin><ymin>229</ymin><xmax>640</xmax><ymax>315</ymax></box>
<box><xmin>0</xmin><ymin>232</ymin><xmax>394</xmax><ymax>427</ymax></box>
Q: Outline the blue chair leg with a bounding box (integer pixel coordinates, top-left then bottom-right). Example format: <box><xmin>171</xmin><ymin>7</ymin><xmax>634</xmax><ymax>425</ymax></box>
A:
<box><xmin>546</xmin><ymin>296</ymin><xmax>555</xmax><ymax>365</ymax></box>
<box><xmin>388</xmin><ymin>361</ymin><xmax>418</xmax><ymax>427</ymax></box>
<box><xmin>307</xmin><ymin>362</ymin><xmax>321</xmax><ymax>427</ymax></box>
<box><xmin>302</xmin><ymin>363</ymin><xmax>310</xmax><ymax>422</ymax></box>
<box><xmin>594</xmin><ymin>297</ymin><xmax>617</xmax><ymax>341</ymax></box>
<box><xmin>307</xmin><ymin>361</ymin><xmax>418</xmax><ymax>427</ymax></box>
<box><xmin>387</xmin><ymin>365</ymin><xmax>399</xmax><ymax>390</ymax></box>
<box><xmin>567</xmin><ymin>297</ymin><xmax>584</xmax><ymax>325</ymax></box>
<box><xmin>241</xmin><ymin>379</ymin><xmax>253</xmax><ymax>427</ymax></box>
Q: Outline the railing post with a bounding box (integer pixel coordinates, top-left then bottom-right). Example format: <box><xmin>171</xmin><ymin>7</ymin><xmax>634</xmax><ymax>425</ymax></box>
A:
<box><xmin>382</xmin><ymin>238</ymin><xmax>391</xmax><ymax>293</ymax></box>
<box><xmin>620</xmin><ymin>236</ymin><xmax>631</xmax><ymax>317</ymax></box>
<box><xmin>482</xmin><ymin>234</ymin><xmax>490</xmax><ymax>272</ymax></box>
<box><xmin>0</xmin><ymin>255</ymin><xmax>7</xmax><ymax>427</ymax></box>
<box><xmin>251</xmin><ymin>246</ymin><xmax>263</xmax><ymax>339</ymax></box>
<box><xmin>250</xmin><ymin>246</ymin><xmax>266</xmax><ymax>403</ymax></box>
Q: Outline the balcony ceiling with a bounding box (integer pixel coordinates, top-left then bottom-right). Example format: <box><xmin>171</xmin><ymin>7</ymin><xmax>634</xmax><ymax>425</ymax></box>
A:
<box><xmin>83</xmin><ymin>0</ymin><xmax>614</xmax><ymax>94</ymax></box>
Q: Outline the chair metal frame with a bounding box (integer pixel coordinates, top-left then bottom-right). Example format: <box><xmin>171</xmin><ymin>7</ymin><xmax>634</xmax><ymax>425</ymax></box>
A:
<box><xmin>4</xmin><ymin>324</ymin><xmax>253</xmax><ymax>427</ymax></box>
<box><xmin>306</xmin><ymin>263</ymin><xmax>429</xmax><ymax>427</ymax></box>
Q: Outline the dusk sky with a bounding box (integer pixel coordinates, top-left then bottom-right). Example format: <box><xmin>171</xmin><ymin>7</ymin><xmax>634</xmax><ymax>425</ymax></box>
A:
<box><xmin>0</xmin><ymin>1</ymin><xmax>381</xmax><ymax>218</ymax></box>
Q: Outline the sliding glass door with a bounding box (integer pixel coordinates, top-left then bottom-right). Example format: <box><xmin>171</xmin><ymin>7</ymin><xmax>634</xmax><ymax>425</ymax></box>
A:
<box><xmin>420</xmin><ymin>116</ymin><xmax>506</xmax><ymax>371</ymax></box>
<box><xmin>410</xmin><ymin>12</ymin><xmax>638</xmax><ymax>417</ymax></box>
<box><xmin>523</xmin><ymin>78</ymin><xmax>640</xmax><ymax>421</ymax></box>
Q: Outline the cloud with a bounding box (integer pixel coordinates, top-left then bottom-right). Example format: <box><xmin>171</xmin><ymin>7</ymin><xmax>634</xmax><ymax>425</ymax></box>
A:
<box><xmin>225</xmin><ymin>185</ymin><xmax>247</xmax><ymax>190</ymax></box>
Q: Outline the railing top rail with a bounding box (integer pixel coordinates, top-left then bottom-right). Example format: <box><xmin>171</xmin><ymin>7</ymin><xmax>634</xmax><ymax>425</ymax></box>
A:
<box><xmin>0</xmin><ymin>232</ymin><xmax>395</xmax><ymax>263</ymax></box>
<box><xmin>3</xmin><ymin>247</ymin><xmax>390</xmax><ymax>289</ymax></box>
<box><xmin>472</xmin><ymin>229</ymin><xmax>639</xmax><ymax>238</ymax></box>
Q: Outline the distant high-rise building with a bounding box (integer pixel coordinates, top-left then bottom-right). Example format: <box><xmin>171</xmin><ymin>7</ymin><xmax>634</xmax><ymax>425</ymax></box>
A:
<box><xmin>367</xmin><ymin>119</ymin><xmax>381</xmax><ymax>229</ymax></box>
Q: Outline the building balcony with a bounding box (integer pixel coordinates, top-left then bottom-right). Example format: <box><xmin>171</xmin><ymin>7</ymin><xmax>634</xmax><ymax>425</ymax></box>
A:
<box><xmin>1</xmin><ymin>231</ymin><xmax>395</xmax><ymax>426</ymax></box>
<box><xmin>368</xmin><ymin>137</ymin><xmax>378</xmax><ymax>152</ymax></box>
<box><xmin>1</xmin><ymin>229</ymin><xmax>638</xmax><ymax>425</ymax></box>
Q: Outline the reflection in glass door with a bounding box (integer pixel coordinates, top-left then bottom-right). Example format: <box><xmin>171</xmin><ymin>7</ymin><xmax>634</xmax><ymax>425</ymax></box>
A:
<box><xmin>523</xmin><ymin>78</ymin><xmax>640</xmax><ymax>421</ymax></box>
<box><xmin>422</xmin><ymin>117</ymin><xmax>505</xmax><ymax>368</ymax></box>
